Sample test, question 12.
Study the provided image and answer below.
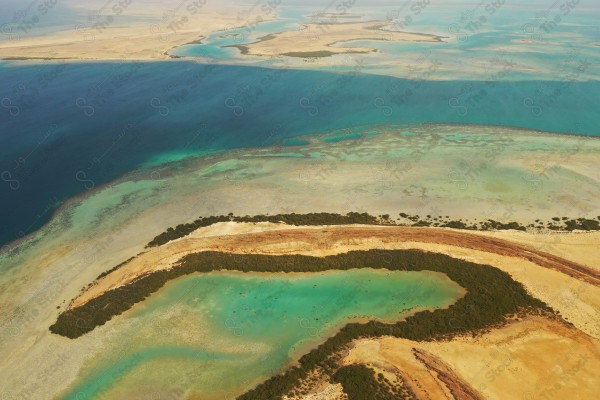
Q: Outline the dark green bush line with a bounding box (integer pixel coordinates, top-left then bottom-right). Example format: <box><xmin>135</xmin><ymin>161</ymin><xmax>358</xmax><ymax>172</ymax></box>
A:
<box><xmin>95</xmin><ymin>256</ymin><xmax>136</xmax><ymax>280</ymax></box>
<box><xmin>146</xmin><ymin>215</ymin><xmax>232</xmax><ymax>247</ymax></box>
<box><xmin>332</xmin><ymin>364</ymin><xmax>414</xmax><ymax>400</ymax></box>
<box><xmin>146</xmin><ymin>212</ymin><xmax>379</xmax><ymax>247</ymax></box>
<box><xmin>146</xmin><ymin>212</ymin><xmax>600</xmax><ymax>248</ymax></box>
<box><xmin>560</xmin><ymin>218</ymin><xmax>600</xmax><ymax>231</ymax></box>
<box><xmin>50</xmin><ymin>250</ymin><xmax>551</xmax><ymax>400</ymax></box>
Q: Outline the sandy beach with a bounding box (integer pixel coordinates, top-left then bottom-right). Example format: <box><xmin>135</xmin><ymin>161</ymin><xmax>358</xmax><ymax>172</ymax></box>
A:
<box><xmin>463</xmin><ymin>229</ymin><xmax>600</xmax><ymax>271</ymax></box>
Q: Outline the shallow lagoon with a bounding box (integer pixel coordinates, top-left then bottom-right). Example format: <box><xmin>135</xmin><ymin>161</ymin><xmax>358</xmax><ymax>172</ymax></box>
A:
<box><xmin>61</xmin><ymin>269</ymin><xmax>463</xmax><ymax>399</ymax></box>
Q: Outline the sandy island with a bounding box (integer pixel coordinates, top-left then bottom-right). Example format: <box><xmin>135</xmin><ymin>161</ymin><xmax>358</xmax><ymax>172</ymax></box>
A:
<box><xmin>0</xmin><ymin>10</ymin><xmax>445</xmax><ymax>61</ymax></box>
<box><xmin>0</xmin><ymin>5</ymin><xmax>274</xmax><ymax>61</ymax></box>
<box><xmin>230</xmin><ymin>21</ymin><xmax>445</xmax><ymax>58</ymax></box>
<box><xmin>70</xmin><ymin>223</ymin><xmax>600</xmax><ymax>338</ymax></box>
<box><xmin>64</xmin><ymin>221</ymin><xmax>600</xmax><ymax>400</ymax></box>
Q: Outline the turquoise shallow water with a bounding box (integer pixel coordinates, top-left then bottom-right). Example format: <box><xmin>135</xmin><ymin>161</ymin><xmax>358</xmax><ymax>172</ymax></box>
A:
<box><xmin>169</xmin><ymin>17</ymin><xmax>303</xmax><ymax>59</ymax></box>
<box><xmin>61</xmin><ymin>269</ymin><xmax>462</xmax><ymax>399</ymax></box>
<box><xmin>62</xmin><ymin>346</ymin><xmax>241</xmax><ymax>400</ymax></box>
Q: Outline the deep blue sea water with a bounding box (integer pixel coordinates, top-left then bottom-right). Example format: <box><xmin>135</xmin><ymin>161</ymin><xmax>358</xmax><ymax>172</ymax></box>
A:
<box><xmin>1</xmin><ymin>61</ymin><xmax>599</xmax><ymax>247</ymax></box>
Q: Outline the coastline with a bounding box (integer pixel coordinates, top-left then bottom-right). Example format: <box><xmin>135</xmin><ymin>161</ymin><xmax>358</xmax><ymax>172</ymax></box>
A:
<box><xmin>0</xmin><ymin>19</ymin><xmax>447</xmax><ymax>62</ymax></box>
